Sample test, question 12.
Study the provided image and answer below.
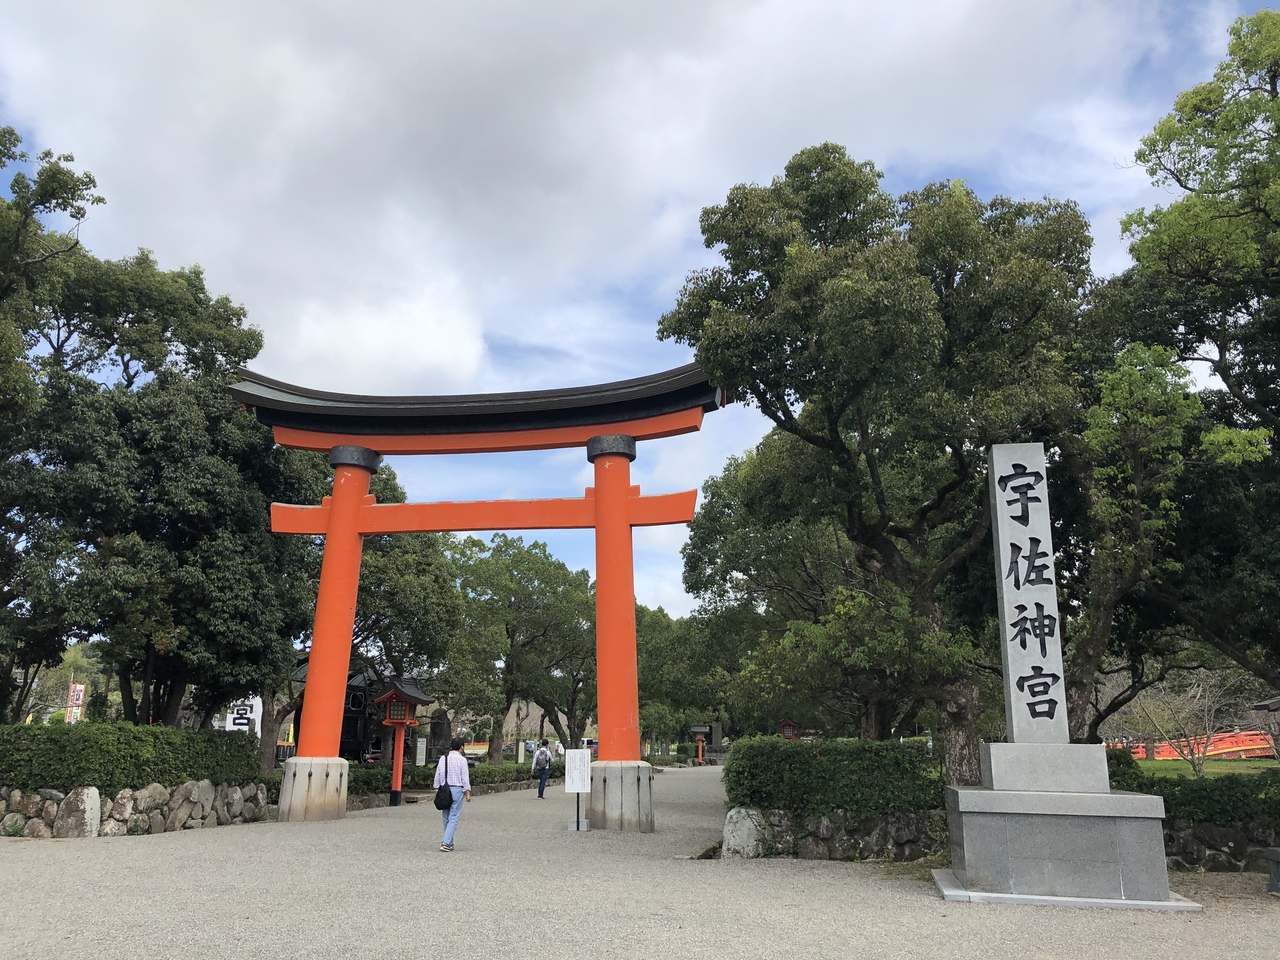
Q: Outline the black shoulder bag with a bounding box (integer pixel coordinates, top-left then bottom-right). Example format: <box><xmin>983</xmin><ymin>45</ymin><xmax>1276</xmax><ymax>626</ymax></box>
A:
<box><xmin>434</xmin><ymin>753</ymin><xmax>454</xmax><ymax>810</ymax></box>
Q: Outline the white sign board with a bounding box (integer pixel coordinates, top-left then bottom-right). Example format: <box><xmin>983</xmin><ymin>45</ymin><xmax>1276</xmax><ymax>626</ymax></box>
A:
<box><xmin>222</xmin><ymin>696</ymin><xmax>263</xmax><ymax>737</ymax></box>
<box><xmin>989</xmin><ymin>443</ymin><xmax>1070</xmax><ymax>744</ymax></box>
<box><xmin>564</xmin><ymin>749</ymin><xmax>592</xmax><ymax>793</ymax></box>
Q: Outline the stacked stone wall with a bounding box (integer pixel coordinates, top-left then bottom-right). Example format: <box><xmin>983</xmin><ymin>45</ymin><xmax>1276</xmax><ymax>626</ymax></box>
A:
<box><xmin>721</xmin><ymin>806</ymin><xmax>1277</xmax><ymax>874</ymax></box>
<box><xmin>722</xmin><ymin>807</ymin><xmax>949</xmax><ymax>861</ymax></box>
<box><xmin>0</xmin><ymin>781</ymin><xmax>276</xmax><ymax>839</ymax></box>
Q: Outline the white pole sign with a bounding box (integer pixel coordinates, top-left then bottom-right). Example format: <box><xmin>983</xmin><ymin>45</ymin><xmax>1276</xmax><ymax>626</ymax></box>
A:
<box><xmin>989</xmin><ymin>443</ymin><xmax>1070</xmax><ymax>744</ymax></box>
<box><xmin>564</xmin><ymin>749</ymin><xmax>592</xmax><ymax>793</ymax></box>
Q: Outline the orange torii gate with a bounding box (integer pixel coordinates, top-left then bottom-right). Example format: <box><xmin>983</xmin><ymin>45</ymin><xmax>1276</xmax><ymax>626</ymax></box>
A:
<box><xmin>230</xmin><ymin>364</ymin><xmax>723</xmax><ymax>831</ymax></box>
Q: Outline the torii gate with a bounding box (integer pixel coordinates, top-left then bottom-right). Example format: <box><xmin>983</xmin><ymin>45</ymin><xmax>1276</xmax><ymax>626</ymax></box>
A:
<box><xmin>230</xmin><ymin>364</ymin><xmax>722</xmax><ymax>831</ymax></box>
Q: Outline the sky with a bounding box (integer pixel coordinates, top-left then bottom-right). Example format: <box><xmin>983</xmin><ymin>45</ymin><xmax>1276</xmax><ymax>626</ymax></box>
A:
<box><xmin>1</xmin><ymin>1</ymin><xmax>1268</xmax><ymax>615</ymax></box>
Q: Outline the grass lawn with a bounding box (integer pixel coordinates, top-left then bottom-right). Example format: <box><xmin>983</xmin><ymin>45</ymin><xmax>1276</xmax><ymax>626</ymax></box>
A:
<box><xmin>1135</xmin><ymin>757</ymin><xmax>1279</xmax><ymax>778</ymax></box>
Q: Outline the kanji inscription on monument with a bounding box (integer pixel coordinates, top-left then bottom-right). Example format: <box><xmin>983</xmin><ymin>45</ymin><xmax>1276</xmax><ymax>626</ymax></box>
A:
<box><xmin>989</xmin><ymin>443</ymin><xmax>1069</xmax><ymax>743</ymax></box>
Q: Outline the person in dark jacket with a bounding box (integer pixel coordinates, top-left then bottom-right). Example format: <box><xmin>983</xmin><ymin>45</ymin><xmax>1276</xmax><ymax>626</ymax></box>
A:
<box><xmin>531</xmin><ymin>738</ymin><xmax>553</xmax><ymax>799</ymax></box>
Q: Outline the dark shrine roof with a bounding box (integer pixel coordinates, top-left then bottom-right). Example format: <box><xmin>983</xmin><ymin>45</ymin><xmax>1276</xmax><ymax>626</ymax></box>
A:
<box><xmin>229</xmin><ymin>363</ymin><xmax>723</xmax><ymax>436</ymax></box>
<box><xmin>375</xmin><ymin>678</ymin><xmax>433</xmax><ymax>706</ymax></box>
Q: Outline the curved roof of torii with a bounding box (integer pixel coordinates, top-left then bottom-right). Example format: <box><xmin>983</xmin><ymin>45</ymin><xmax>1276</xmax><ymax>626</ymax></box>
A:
<box><xmin>229</xmin><ymin>363</ymin><xmax>723</xmax><ymax>443</ymax></box>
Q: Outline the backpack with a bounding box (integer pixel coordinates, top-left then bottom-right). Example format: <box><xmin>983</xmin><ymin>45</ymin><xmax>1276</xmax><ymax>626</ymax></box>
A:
<box><xmin>534</xmin><ymin>748</ymin><xmax>550</xmax><ymax>770</ymax></box>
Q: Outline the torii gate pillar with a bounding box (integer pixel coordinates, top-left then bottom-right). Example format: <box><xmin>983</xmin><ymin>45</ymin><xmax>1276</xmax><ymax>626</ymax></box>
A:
<box><xmin>587</xmin><ymin>435</ymin><xmax>653</xmax><ymax>832</ymax></box>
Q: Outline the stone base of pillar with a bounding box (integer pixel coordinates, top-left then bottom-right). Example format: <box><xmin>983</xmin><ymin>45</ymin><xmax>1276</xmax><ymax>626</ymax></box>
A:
<box><xmin>939</xmin><ymin>785</ymin><xmax>1196</xmax><ymax>908</ymax></box>
<box><xmin>587</xmin><ymin>760</ymin><xmax>654</xmax><ymax>832</ymax></box>
<box><xmin>278</xmin><ymin>757</ymin><xmax>349</xmax><ymax>822</ymax></box>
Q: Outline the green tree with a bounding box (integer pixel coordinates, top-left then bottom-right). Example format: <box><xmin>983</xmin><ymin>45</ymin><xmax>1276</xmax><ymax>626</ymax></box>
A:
<box><xmin>1115</xmin><ymin>10</ymin><xmax>1280</xmax><ymax>696</ymax></box>
<box><xmin>0</xmin><ymin>129</ymin><xmax>103</xmax><ymax>720</ymax></box>
<box><xmin>1125</xmin><ymin>10</ymin><xmax>1280</xmax><ymax>433</ymax></box>
<box><xmin>660</xmin><ymin>145</ymin><xmax>1092</xmax><ymax>781</ymax></box>
<box><xmin>353</xmin><ymin>469</ymin><xmax>462</xmax><ymax>679</ymax></box>
<box><xmin>4</xmin><ymin>206</ymin><xmax>329</xmax><ymax>725</ymax></box>
<box><xmin>444</xmin><ymin>535</ymin><xmax>595</xmax><ymax>763</ymax></box>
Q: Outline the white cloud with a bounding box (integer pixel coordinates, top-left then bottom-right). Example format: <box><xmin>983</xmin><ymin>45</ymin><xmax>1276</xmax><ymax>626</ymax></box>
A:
<box><xmin>0</xmin><ymin>0</ymin><xmax>1255</xmax><ymax>613</ymax></box>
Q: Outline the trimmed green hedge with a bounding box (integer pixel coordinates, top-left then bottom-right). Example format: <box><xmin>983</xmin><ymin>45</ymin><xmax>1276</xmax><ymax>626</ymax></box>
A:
<box><xmin>722</xmin><ymin>736</ymin><xmax>943</xmax><ymax>820</ymax></box>
<box><xmin>0</xmin><ymin>723</ymin><xmax>259</xmax><ymax>796</ymax></box>
<box><xmin>1106</xmin><ymin>748</ymin><xmax>1280</xmax><ymax>828</ymax></box>
<box><xmin>266</xmin><ymin>758</ymin><xmax>570</xmax><ymax>802</ymax></box>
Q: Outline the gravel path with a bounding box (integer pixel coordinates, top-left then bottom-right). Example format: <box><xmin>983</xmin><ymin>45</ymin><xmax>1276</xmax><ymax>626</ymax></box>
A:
<box><xmin>2</xmin><ymin>766</ymin><xmax>1276</xmax><ymax>959</ymax></box>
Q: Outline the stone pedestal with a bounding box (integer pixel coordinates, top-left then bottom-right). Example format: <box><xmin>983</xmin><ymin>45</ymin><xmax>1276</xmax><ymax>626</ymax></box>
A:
<box><xmin>586</xmin><ymin>760</ymin><xmax>653</xmax><ymax>832</ymax></box>
<box><xmin>935</xmin><ymin>744</ymin><xmax>1198</xmax><ymax>910</ymax></box>
<box><xmin>278</xmin><ymin>757</ymin><xmax>349</xmax><ymax>822</ymax></box>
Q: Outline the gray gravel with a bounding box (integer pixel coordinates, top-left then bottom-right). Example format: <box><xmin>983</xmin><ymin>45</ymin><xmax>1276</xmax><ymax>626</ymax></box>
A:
<box><xmin>2</xmin><ymin>766</ymin><xmax>1276</xmax><ymax>959</ymax></box>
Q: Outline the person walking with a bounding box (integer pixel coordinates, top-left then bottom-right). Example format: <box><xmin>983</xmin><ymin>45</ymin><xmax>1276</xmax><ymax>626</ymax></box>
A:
<box><xmin>531</xmin><ymin>738</ymin><xmax>553</xmax><ymax>799</ymax></box>
<box><xmin>433</xmin><ymin>737</ymin><xmax>472</xmax><ymax>851</ymax></box>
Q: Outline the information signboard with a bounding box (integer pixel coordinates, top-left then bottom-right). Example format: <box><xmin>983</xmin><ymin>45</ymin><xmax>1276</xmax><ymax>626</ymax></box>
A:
<box><xmin>564</xmin><ymin>749</ymin><xmax>592</xmax><ymax>793</ymax></box>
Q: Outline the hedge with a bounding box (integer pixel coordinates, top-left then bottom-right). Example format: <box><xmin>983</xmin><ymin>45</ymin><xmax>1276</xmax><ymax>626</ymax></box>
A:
<box><xmin>722</xmin><ymin>736</ymin><xmax>942</xmax><ymax>820</ymax></box>
<box><xmin>263</xmin><ymin>758</ymin><xmax>571</xmax><ymax>802</ymax></box>
<box><xmin>1106</xmin><ymin>748</ymin><xmax>1280</xmax><ymax>829</ymax></box>
<box><xmin>0</xmin><ymin>722</ymin><xmax>259</xmax><ymax>796</ymax></box>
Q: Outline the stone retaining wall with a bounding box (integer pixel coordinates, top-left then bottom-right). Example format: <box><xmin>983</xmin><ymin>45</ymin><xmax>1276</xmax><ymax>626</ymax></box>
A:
<box><xmin>1</xmin><ymin>774</ymin><xmax>570</xmax><ymax>834</ymax></box>
<box><xmin>1164</xmin><ymin>819</ymin><xmax>1276</xmax><ymax>873</ymax></box>
<box><xmin>0</xmin><ymin>782</ymin><xmax>275</xmax><ymax>839</ymax></box>
<box><xmin>722</xmin><ymin>807</ymin><xmax>948</xmax><ymax>861</ymax></box>
<box><xmin>721</xmin><ymin>805</ymin><xmax>1277</xmax><ymax>874</ymax></box>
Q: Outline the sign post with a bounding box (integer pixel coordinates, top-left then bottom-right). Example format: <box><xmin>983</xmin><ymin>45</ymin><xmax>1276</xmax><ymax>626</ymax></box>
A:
<box><xmin>934</xmin><ymin>442</ymin><xmax>1185</xmax><ymax>909</ymax></box>
<box><xmin>564</xmin><ymin>748</ymin><xmax>592</xmax><ymax>832</ymax></box>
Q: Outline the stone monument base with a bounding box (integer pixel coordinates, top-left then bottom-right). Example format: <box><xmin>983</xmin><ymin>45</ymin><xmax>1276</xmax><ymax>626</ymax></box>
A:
<box><xmin>587</xmin><ymin>760</ymin><xmax>654</xmax><ymax>832</ymax></box>
<box><xmin>932</xmin><ymin>868</ymin><xmax>1200</xmax><ymax>911</ymax></box>
<box><xmin>278</xmin><ymin>756</ymin><xmax>349</xmax><ymax>822</ymax></box>
<box><xmin>936</xmin><ymin>743</ymin><xmax>1198</xmax><ymax>910</ymax></box>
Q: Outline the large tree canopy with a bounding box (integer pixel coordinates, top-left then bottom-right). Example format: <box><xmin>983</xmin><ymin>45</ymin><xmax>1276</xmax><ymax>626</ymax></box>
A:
<box><xmin>0</xmin><ymin>129</ymin><xmax>329</xmax><ymax>724</ymax></box>
<box><xmin>660</xmin><ymin>145</ymin><xmax>1094</xmax><ymax>779</ymax></box>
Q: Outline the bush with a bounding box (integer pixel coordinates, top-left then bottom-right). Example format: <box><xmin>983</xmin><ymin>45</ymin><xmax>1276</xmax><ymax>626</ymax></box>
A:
<box><xmin>1105</xmin><ymin>747</ymin><xmax>1146</xmax><ymax>792</ymax></box>
<box><xmin>0</xmin><ymin>722</ymin><xmax>259</xmax><ymax>796</ymax></box>
<box><xmin>1106</xmin><ymin>748</ymin><xmax>1280</xmax><ymax>828</ymax></box>
<box><xmin>722</xmin><ymin>736</ymin><xmax>942</xmax><ymax>820</ymax></box>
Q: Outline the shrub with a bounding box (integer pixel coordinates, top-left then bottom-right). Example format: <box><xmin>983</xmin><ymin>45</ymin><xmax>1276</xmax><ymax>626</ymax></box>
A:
<box><xmin>1105</xmin><ymin>747</ymin><xmax>1146</xmax><ymax>792</ymax></box>
<box><xmin>722</xmin><ymin>736</ymin><xmax>942</xmax><ymax>820</ymax></box>
<box><xmin>0</xmin><ymin>722</ymin><xmax>259</xmax><ymax>796</ymax></box>
<box><xmin>1106</xmin><ymin>748</ymin><xmax>1280</xmax><ymax>829</ymax></box>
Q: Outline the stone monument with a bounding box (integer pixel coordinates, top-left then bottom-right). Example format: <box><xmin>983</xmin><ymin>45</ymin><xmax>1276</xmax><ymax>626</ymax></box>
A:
<box><xmin>933</xmin><ymin>443</ymin><xmax>1198</xmax><ymax>909</ymax></box>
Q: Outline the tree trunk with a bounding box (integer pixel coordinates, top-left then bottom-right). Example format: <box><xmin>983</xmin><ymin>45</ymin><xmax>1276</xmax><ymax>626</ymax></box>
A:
<box><xmin>259</xmin><ymin>689</ymin><xmax>303</xmax><ymax>776</ymax></box>
<box><xmin>160</xmin><ymin>679</ymin><xmax>186</xmax><ymax>726</ymax></box>
<box><xmin>1065</xmin><ymin>598</ymin><xmax>1120</xmax><ymax>741</ymax></box>
<box><xmin>487</xmin><ymin>700</ymin><xmax>511</xmax><ymax>764</ymax></box>
<box><xmin>937</xmin><ymin>677</ymin><xmax>983</xmax><ymax>785</ymax></box>
<box><xmin>139</xmin><ymin>649</ymin><xmax>154</xmax><ymax>724</ymax></box>
<box><xmin>119</xmin><ymin>668</ymin><xmax>138</xmax><ymax>723</ymax></box>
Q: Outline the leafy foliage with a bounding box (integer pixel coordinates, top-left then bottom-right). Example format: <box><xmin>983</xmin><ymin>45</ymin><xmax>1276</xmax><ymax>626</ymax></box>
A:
<box><xmin>0</xmin><ymin>722</ymin><xmax>258</xmax><ymax>795</ymax></box>
<box><xmin>1107</xmin><ymin>748</ymin><xmax>1280</xmax><ymax>828</ymax></box>
<box><xmin>721</xmin><ymin>735</ymin><xmax>942</xmax><ymax>819</ymax></box>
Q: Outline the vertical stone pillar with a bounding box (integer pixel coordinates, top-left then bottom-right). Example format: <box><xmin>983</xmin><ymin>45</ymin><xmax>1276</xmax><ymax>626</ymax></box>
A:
<box><xmin>988</xmin><ymin>443</ymin><xmax>1069</xmax><ymax>744</ymax></box>
<box><xmin>586</xmin><ymin>435</ymin><xmax>653</xmax><ymax>832</ymax></box>
<box><xmin>280</xmin><ymin>445</ymin><xmax>379</xmax><ymax>822</ymax></box>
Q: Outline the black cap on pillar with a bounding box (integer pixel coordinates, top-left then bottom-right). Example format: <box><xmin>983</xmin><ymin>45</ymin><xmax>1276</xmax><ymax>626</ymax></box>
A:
<box><xmin>330</xmin><ymin>445</ymin><xmax>381</xmax><ymax>473</ymax></box>
<box><xmin>586</xmin><ymin>435</ymin><xmax>636</xmax><ymax>463</ymax></box>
